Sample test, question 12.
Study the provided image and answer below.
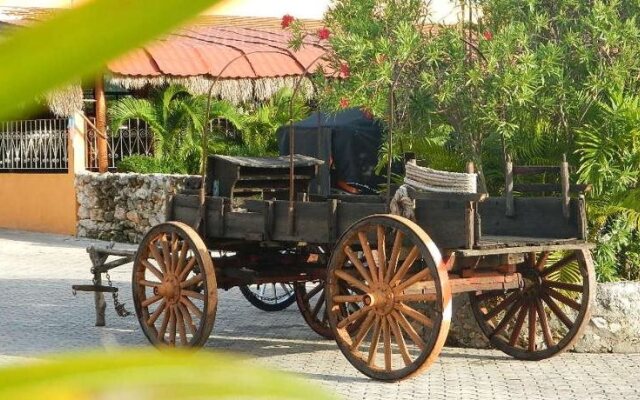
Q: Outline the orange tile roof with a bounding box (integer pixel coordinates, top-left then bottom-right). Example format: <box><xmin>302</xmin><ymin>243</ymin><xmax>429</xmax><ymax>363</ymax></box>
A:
<box><xmin>0</xmin><ymin>7</ymin><xmax>330</xmax><ymax>80</ymax></box>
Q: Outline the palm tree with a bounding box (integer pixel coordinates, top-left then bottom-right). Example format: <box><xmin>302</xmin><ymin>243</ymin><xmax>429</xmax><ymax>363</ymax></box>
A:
<box><xmin>109</xmin><ymin>84</ymin><xmax>243</xmax><ymax>173</ymax></box>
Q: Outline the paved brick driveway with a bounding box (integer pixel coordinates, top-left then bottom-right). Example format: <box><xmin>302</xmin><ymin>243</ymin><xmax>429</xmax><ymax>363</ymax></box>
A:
<box><xmin>0</xmin><ymin>229</ymin><xmax>638</xmax><ymax>399</ymax></box>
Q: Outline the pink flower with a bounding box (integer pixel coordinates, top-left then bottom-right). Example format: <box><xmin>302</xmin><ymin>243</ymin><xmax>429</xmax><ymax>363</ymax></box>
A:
<box><xmin>483</xmin><ymin>31</ymin><xmax>493</xmax><ymax>41</ymax></box>
<box><xmin>362</xmin><ymin>108</ymin><xmax>373</xmax><ymax>119</ymax></box>
<box><xmin>317</xmin><ymin>27</ymin><xmax>330</xmax><ymax>40</ymax></box>
<box><xmin>281</xmin><ymin>14</ymin><xmax>294</xmax><ymax>29</ymax></box>
<box><xmin>340</xmin><ymin>63</ymin><xmax>350</xmax><ymax>78</ymax></box>
<box><xmin>339</xmin><ymin>97</ymin><xmax>350</xmax><ymax>109</ymax></box>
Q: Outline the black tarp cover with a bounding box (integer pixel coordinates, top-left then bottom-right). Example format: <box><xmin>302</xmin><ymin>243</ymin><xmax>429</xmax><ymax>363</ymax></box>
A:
<box><xmin>277</xmin><ymin>108</ymin><xmax>383</xmax><ymax>195</ymax></box>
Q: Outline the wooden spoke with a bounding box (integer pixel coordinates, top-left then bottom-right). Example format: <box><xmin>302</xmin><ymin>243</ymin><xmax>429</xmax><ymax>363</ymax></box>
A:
<box><xmin>367</xmin><ymin>317</ymin><xmax>382</xmax><ymax>367</ymax></box>
<box><xmin>395</xmin><ymin>302</ymin><xmax>433</xmax><ymax>328</ymax></box>
<box><xmin>385</xmin><ymin>230</ymin><xmax>404</xmax><ymax>283</ymax></box>
<box><xmin>334</xmin><ymin>269</ymin><xmax>370</xmax><ymax>293</ymax></box>
<box><xmin>141</xmin><ymin>259</ymin><xmax>164</xmax><ymax>281</ymax></box>
<box><xmin>337</xmin><ymin>305</ymin><xmax>370</xmax><ymax>329</ymax></box>
<box><xmin>170</xmin><ymin>233</ymin><xmax>180</xmax><ymax>274</ymax></box>
<box><xmin>168</xmin><ymin>306</ymin><xmax>177</xmax><ymax>345</ymax></box>
<box><xmin>388</xmin><ymin>314</ymin><xmax>412</xmax><ymax>367</ymax></box>
<box><xmin>183</xmin><ymin>290</ymin><xmax>205</xmax><ymax>301</ymax></box>
<box><xmin>301</xmin><ymin>281</ymin><xmax>323</xmax><ymax>302</ymax></box>
<box><xmin>134</xmin><ymin>222</ymin><xmax>217</xmax><ymax>349</ymax></box>
<box><xmin>174</xmin><ymin>306</ymin><xmax>188</xmax><ymax>346</ymax></box>
<box><xmin>147</xmin><ymin>300</ymin><xmax>167</xmax><ymax>326</ymax></box>
<box><xmin>138</xmin><ymin>279</ymin><xmax>161</xmax><ymax>287</ymax></box>
<box><xmin>390</xmin><ymin>246</ymin><xmax>419</xmax><ymax>285</ymax></box>
<box><xmin>490</xmin><ymin>297</ymin><xmax>524</xmax><ymax>337</ymax></box>
<box><xmin>469</xmin><ymin>248</ymin><xmax>593</xmax><ymax>361</ymax></box>
<box><xmin>376</xmin><ymin>226</ymin><xmax>387</xmax><ymax>283</ymax></box>
<box><xmin>536</xmin><ymin>251</ymin><xmax>550</xmax><ymax>272</ymax></box>
<box><xmin>349</xmin><ymin>311</ymin><xmax>377</xmax><ymax>351</ymax></box>
<box><xmin>178</xmin><ymin>302</ymin><xmax>196</xmax><ymax>336</ymax></box>
<box><xmin>382</xmin><ymin>317</ymin><xmax>392</xmax><ymax>372</ymax></box>
<box><xmin>508</xmin><ymin>303</ymin><xmax>529</xmax><ymax>346</ymax></box>
<box><xmin>535</xmin><ymin>298</ymin><xmax>555</xmax><ymax>347</ymax></box>
<box><xmin>545</xmin><ymin>287</ymin><xmax>582</xmax><ymax>310</ymax></box>
<box><xmin>393</xmin><ymin>267</ymin><xmax>431</xmax><ymax>294</ymax></box>
<box><xmin>528</xmin><ymin>303</ymin><xmax>537</xmax><ymax>352</ymax></box>
<box><xmin>311</xmin><ymin>291</ymin><xmax>325</xmax><ymax>318</ymax></box>
<box><xmin>484</xmin><ymin>292</ymin><xmax>520</xmax><ymax>321</ymax></box>
<box><xmin>543</xmin><ymin>280</ymin><xmax>584</xmax><ymax>293</ymax></box>
<box><xmin>157</xmin><ymin>305</ymin><xmax>171</xmax><ymax>341</ymax></box>
<box><xmin>175</xmin><ymin>240</ymin><xmax>189</xmax><ymax>276</ymax></box>
<box><xmin>180</xmin><ymin>273</ymin><xmax>204</xmax><ymax>289</ymax></box>
<box><xmin>541</xmin><ymin>293</ymin><xmax>573</xmax><ymax>329</ymax></box>
<box><xmin>483</xmin><ymin>292</ymin><xmax>519</xmax><ymax>321</ymax></box>
<box><xmin>392</xmin><ymin>310</ymin><xmax>426</xmax><ymax>351</ymax></box>
<box><xmin>180</xmin><ymin>297</ymin><xmax>203</xmax><ymax>319</ymax></box>
<box><xmin>141</xmin><ymin>294</ymin><xmax>162</xmax><ymax>308</ymax></box>
<box><xmin>160</xmin><ymin>236</ymin><xmax>172</xmax><ymax>274</ymax></box>
<box><xmin>358</xmin><ymin>231</ymin><xmax>379</xmax><ymax>285</ymax></box>
<box><xmin>541</xmin><ymin>252</ymin><xmax>578</xmax><ymax>277</ymax></box>
<box><xmin>148</xmin><ymin>241</ymin><xmax>167</xmax><ymax>273</ymax></box>
<box><xmin>344</xmin><ymin>246</ymin><xmax>374</xmax><ymax>284</ymax></box>
<box><xmin>333</xmin><ymin>295</ymin><xmax>363</xmax><ymax>303</ymax></box>
<box><xmin>179</xmin><ymin>257</ymin><xmax>198</xmax><ymax>281</ymax></box>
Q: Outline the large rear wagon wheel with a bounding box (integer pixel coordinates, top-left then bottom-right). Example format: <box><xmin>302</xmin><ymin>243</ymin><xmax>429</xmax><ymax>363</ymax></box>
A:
<box><xmin>133</xmin><ymin>222</ymin><xmax>217</xmax><ymax>348</ymax></box>
<box><xmin>469</xmin><ymin>248</ymin><xmax>595</xmax><ymax>360</ymax></box>
<box><xmin>326</xmin><ymin>215</ymin><xmax>451</xmax><ymax>381</ymax></box>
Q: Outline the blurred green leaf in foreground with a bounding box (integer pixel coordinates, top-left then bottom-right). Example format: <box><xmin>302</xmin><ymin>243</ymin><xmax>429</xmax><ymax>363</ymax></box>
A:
<box><xmin>0</xmin><ymin>0</ymin><xmax>221</xmax><ymax>121</ymax></box>
<box><xmin>0</xmin><ymin>350</ymin><xmax>336</xmax><ymax>400</ymax></box>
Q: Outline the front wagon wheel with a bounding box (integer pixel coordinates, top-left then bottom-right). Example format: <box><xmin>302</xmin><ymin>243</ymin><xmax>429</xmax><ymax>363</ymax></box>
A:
<box><xmin>469</xmin><ymin>248</ymin><xmax>595</xmax><ymax>360</ymax></box>
<box><xmin>132</xmin><ymin>222</ymin><xmax>217</xmax><ymax>348</ymax></box>
<box><xmin>326</xmin><ymin>214</ymin><xmax>452</xmax><ymax>381</ymax></box>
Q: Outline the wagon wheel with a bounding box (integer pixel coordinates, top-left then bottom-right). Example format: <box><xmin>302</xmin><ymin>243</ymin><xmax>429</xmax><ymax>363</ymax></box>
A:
<box><xmin>294</xmin><ymin>280</ymin><xmax>333</xmax><ymax>339</ymax></box>
<box><xmin>469</xmin><ymin>248</ymin><xmax>595</xmax><ymax>360</ymax></box>
<box><xmin>240</xmin><ymin>283</ymin><xmax>296</xmax><ymax>312</ymax></box>
<box><xmin>326</xmin><ymin>214</ymin><xmax>451</xmax><ymax>381</ymax></box>
<box><xmin>132</xmin><ymin>221</ymin><xmax>217</xmax><ymax>348</ymax></box>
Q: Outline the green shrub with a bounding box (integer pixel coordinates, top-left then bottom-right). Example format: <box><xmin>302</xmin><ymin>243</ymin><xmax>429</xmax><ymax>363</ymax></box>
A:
<box><xmin>116</xmin><ymin>155</ymin><xmax>188</xmax><ymax>174</ymax></box>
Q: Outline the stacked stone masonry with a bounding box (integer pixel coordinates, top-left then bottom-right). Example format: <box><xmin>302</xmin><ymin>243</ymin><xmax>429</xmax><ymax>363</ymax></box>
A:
<box><xmin>75</xmin><ymin>172</ymin><xmax>639</xmax><ymax>353</ymax></box>
<box><xmin>75</xmin><ymin>172</ymin><xmax>197</xmax><ymax>243</ymax></box>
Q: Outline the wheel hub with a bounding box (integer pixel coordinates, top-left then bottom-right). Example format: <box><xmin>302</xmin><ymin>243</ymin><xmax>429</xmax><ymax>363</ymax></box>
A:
<box><xmin>365</xmin><ymin>284</ymin><xmax>395</xmax><ymax>315</ymax></box>
<box><xmin>155</xmin><ymin>274</ymin><xmax>181</xmax><ymax>304</ymax></box>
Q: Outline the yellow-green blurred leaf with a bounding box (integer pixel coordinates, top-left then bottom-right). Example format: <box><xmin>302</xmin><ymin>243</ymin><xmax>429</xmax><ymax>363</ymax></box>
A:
<box><xmin>0</xmin><ymin>0</ymin><xmax>221</xmax><ymax>120</ymax></box>
<box><xmin>0</xmin><ymin>350</ymin><xmax>336</xmax><ymax>400</ymax></box>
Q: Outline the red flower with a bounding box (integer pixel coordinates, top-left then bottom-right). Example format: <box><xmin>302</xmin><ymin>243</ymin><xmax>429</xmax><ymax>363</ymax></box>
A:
<box><xmin>339</xmin><ymin>97</ymin><xmax>350</xmax><ymax>109</ymax></box>
<box><xmin>340</xmin><ymin>63</ymin><xmax>350</xmax><ymax>78</ymax></box>
<box><xmin>483</xmin><ymin>31</ymin><xmax>493</xmax><ymax>41</ymax></box>
<box><xmin>317</xmin><ymin>27</ymin><xmax>330</xmax><ymax>40</ymax></box>
<box><xmin>281</xmin><ymin>14</ymin><xmax>294</xmax><ymax>29</ymax></box>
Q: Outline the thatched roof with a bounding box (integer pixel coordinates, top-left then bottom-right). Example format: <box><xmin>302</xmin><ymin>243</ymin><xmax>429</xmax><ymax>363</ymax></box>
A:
<box><xmin>0</xmin><ymin>7</ymin><xmax>329</xmax><ymax>116</ymax></box>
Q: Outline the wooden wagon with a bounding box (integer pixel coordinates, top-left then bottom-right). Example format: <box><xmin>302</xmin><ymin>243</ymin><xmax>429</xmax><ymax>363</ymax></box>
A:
<box><xmin>75</xmin><ymin>150</ymin><xmax>592</xmax><ymax>382</ymax></box>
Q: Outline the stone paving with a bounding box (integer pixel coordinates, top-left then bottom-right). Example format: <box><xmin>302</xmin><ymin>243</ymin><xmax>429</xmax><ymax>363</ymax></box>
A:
<box><xmin>0</xmin><ymin>228</ymin><xmax>638</xmax><ymax>399</ymax></box>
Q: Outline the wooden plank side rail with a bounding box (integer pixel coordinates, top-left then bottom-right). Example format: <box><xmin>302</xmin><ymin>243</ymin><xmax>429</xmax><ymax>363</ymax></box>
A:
<box><xmin>401</xmin><ymin>272</ymin><xmax>522</xmax><ymax>296</ymax></box>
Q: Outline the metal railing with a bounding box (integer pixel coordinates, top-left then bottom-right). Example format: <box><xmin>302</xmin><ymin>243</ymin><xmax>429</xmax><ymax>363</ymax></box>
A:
<box><xmin>86</xmin><ymin>118</ymin><xmax>153</xmax><ymax>171</ymax></box>
<box><xmin>0</xmin><ymin>119</ymin><xmax>69</xmax><ymax>172</ymax></box>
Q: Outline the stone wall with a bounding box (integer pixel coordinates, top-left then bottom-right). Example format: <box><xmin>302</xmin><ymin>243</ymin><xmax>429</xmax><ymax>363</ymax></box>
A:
<box><xmin>447</xmin><ymin>282</ymin><xmax>640</xmax><ymax>353</ymax></box>
<box><xmin>75</xmin><ymin>172</ymin><xmax>197</xmax><ymax>243</ymax></box>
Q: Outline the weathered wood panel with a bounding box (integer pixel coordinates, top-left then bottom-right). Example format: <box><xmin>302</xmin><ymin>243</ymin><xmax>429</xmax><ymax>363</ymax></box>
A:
<box><xmin>224</xmin><ymin>211</ymin><xmax>264</xmax><ymax>240</ymax></box>
<box><xmin>336</xmin><ymin>202</ymin><xmax>387</xmax><ymax>237</ymax></box>
<box><xmin>270</xmin><ymin>201</ymin><xmax>331</xmax><ymax>243</ymax></box>
<box><xmin>479</xmin><ymin>197</ymin><xmax>580</xmax><ymax>238</ymax></box>
<box><xmin>414</xmin><ymin>199</ymin><xmax>468</xmax><ymax>249</ymax></box>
